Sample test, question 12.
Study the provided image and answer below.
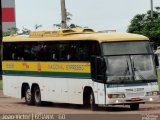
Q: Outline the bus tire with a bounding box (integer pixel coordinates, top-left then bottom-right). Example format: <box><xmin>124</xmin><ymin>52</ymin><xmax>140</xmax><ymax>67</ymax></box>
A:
<box><xmin>90</xmin><ymin>91</ymin><xmax>98</xmax><ymax>111</ymax></box>
<box><xmin>24</xmin><ymin>86</ymin><xmax>34</xmax><ymax>105</ymax></box>
<box><xmin>33</xmin><ymin>86</ymin><xmax>42</xmax><ymax>106</ymax></box>
<box><xmin>130</xmin><ymin>103</ymin><xmax>139</xmax><ymax>110</ymax></box>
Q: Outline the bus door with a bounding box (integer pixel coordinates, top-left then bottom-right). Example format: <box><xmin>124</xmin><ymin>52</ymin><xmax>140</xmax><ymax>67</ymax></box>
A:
<box><xmin>91</xmin><ymin>56</ymin><xmax>106</xmax><ymax>104</ymax></box>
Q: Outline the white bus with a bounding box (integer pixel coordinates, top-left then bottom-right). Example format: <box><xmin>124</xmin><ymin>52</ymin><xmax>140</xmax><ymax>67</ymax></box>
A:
<box><xmin>2</xmin><ymin>28</ymin><xmax>159</xmax><ymax>110</ymax></box>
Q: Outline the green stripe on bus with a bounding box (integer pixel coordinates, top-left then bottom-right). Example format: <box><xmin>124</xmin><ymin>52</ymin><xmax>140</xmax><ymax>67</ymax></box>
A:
<box><xmin>107</xmin><ymin>83</ymin><xmax>148</xmax><ymax>88</ymax></box>
<box><xmin>2</xmin><ymin>70</ymin><xmax>91</xmax><ymax>79</ymax></box>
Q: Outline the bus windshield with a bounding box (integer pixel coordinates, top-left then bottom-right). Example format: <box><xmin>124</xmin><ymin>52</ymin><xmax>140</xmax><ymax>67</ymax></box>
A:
<box><xmin>131</xmin><ymin>55</ymin><xmax>156</xmax><ymax>81</ymax></box>
<box><xmin>102</xmin><ymin>41</ymin><xmax>152</xmax><ymax>55</ymax></box>
<box><xmin>102</xmin><ymin>41</ymin><xmax>157</xmax><ymax>83</ymax></box>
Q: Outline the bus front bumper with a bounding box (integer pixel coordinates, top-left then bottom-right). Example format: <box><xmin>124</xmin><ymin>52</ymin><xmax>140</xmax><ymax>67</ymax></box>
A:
<box><xmin>103</xmin><ymin>95</ymin><xmax>160</xmax><ymax>106</ymax></box>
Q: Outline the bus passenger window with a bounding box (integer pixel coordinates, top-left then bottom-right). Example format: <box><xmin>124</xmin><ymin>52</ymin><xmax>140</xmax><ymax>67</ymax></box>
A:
<box><xmin>44</xmin><ymin>42</ymin><xmax>59</xmax><ymax>61</ymax></box>
<box><xmin>59</xmin><ymin>43</ymin><xmax>70</xmax><ymax>61</ymax></box>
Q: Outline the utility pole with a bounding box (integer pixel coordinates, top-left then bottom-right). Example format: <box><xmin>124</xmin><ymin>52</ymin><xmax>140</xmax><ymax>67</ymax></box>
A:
<box><xmin>150</xmin><ymin>0</ymin><xmax>153</xmax><ymax>18</ymax></box>
<box><xmin>61</xmin><ymin>0</ymin><xmax>67</xmax><ymax>29</ymax></box>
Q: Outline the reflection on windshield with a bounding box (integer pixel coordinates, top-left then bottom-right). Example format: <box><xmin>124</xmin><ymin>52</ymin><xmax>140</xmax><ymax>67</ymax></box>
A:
<box><xmin>105</xmin><ymin>55</ymin><xmax>157</xmax><ymax>83</ymax></box>
<box><xmin>131</xmin><ymin>55</ymin><xmax>157</xmax><ymax>80</ymax></box>
<box><xmin>105</xmin><ymin>56</ymin><xmax>132</xmax><ymax>82</ymax></box>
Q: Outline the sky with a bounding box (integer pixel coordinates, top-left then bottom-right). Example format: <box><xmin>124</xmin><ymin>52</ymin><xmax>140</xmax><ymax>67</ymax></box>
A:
<box><xmin>15</xmin><ymin>0</ymin><xmax>160</xmax><ymax>32</ymax></box>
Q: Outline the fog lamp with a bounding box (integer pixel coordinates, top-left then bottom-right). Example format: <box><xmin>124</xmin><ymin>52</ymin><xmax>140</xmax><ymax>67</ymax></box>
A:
<box><xmin>149</xmin><ymin>98</ymin><xmax>153</xmax><ymax>101</ymax></box>
<box><xmin>115</xmin><ymin>100</ymin><xmax>119</xmax><ymax>103</ymax></box>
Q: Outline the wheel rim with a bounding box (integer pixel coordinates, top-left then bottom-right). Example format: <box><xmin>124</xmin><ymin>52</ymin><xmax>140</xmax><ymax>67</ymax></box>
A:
<box><xmin>90</xmin><ymin>94</ymin><xmax>93</xmax><ymax>105</ymax></box>
<box><xmin>35</xmin><ymin>89</ymin><xmax>40</xmax><ymax>103</ymax></box>
<box><xmin>26</xmin><ymin>89</ymin><xmax>31</xmax><ymax>102</ymax></box>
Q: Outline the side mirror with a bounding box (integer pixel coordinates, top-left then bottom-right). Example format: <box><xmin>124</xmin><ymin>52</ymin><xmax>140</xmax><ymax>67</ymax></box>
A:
<box><xmin>155</xmin><ymin>54</ymin><xmax>159</xmax><ymax>67</ymax></box>
<box><xmin>91</xmin><ymin>56</ymin><xmax>106</xmax><ymax>82</ymax></box>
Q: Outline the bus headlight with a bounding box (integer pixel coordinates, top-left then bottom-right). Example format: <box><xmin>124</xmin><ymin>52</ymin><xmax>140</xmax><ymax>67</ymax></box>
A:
<box><xmin>108</xmin><ymin>94</ymin><xmax>125</xmax><ymax>99</ymax></box>
<box><xmin>146</xmin><ymin>91</ymin><xmax>159</xmax><ymax>96</ymax></box>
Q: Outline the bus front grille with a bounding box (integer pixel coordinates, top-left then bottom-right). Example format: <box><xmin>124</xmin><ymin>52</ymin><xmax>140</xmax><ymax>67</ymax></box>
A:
<box><xmin>126</xmin><ymin>92</ymin><xmax>145</xmax><ymax>98</ymax></box>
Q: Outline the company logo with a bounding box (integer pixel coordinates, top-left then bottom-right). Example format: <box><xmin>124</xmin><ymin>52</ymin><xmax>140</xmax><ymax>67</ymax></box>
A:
<box><xmin>37</xmin><ymin>63</ymin><xmax>41</xmax><ymax>72</ymax></box>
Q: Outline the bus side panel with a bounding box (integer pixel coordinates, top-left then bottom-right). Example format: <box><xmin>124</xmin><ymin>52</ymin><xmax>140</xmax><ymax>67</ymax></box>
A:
<box><xmin>41</xmin><ymin>78</ymin><xmax>69</xmax><ymax>103</ymax></box>
<box><xmin>3</xmin><ymin>75</ymin><xmax>21</xmax><ymax>98</ymax></box>
<box><xmin>55</xmin><ymin>78</ymin><xmax>69</xmax><ymax>103</ymax></box>
<box><xmin>68</xmin><ymin>78</ymin><xmax>92</xmax><ymax>104</ymax></box>
<box><xmin>97</xmin><ymin>83</ymin><xmax>106</xmax><ymax>105</ymax></box>
<box><xmin>3</xmin><ymin>75</ymin><xmax>102</xmax><ymax>105</ymax></box>
<box><xmin>42</xmin><ymin>78</ymin><xmax>92</xmax><ymax>104</ymax></box>
<box><xmin>3</xmin><ymin>75</ymin><xmax>45</xmax><ymax>99</ymax></box>
<box><xmin>40</xmin><ymin>78</ymin><xmax>56</xmax><ymax>102</ymax></box>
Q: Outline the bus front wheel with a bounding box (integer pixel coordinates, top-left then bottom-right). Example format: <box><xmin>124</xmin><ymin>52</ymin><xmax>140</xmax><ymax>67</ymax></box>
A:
<box><xmin>90</xmin><ymin>92</ymin><xmax>98</xmax><ymax>111</ymax></box>
<box><xmin>33</xmin><ymin>86</ymin><xmax>42</xmax><ymax>106</ymax></box>
<box><xmin>130</xmin><ymin>103</ymin><xmax>139</xmax><ymax>110</ymax></box>
<box><xmin>25</xmin><ymin>86</ymin><xmax>34</xmax><ymax>105</ymax></box>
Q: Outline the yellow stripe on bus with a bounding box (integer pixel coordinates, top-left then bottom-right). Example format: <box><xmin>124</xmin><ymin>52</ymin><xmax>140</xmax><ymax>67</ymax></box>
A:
<box><xmin>2</xmin><ymin>61</ymin><xmax>91</xmax><ymax>73</ymax></box>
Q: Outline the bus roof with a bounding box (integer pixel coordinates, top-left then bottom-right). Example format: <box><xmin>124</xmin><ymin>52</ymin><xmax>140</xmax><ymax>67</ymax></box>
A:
<box><xmin>3</xmin><ymin>28</ymin><xmax>149</xmax><ymax>42</ymax></box>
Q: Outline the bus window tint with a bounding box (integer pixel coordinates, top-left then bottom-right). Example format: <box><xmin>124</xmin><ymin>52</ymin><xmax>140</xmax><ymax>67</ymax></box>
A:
<box><xmin>3</xmin><ymin>43</ymin><xmax>24</xmax><ymax>60</ymax></box>
<box><xmin>3</xmin><ymin>41</ymin><xmax>100</xmax><ymax>61</ymax></box>
<box><xmin>44</xmin><ymin>43</ymin><xmax>59</xmax><ymax>61</ymax></box>
<box><xmin>59</xmin><ymin>41</ymin><xmax>100</xmax><ymax>61</ymax></box>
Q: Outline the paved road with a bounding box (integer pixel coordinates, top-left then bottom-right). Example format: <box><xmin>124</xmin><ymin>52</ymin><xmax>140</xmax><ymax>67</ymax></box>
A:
<box><xmin>0</xmin><ymin>90</ymin><xmax>160</xmax><ymax>120</ymax></box>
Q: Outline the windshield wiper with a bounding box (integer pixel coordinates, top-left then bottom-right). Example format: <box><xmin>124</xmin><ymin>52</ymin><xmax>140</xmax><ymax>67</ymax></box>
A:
<box><xmin>132</xmin><ymin>58</ymin><xmax>145</xmax><ymax>80</ymax></box>
<box><xmin>123</xmin><ymin>58</ymin><xmax>130</xmax><ymax>76</ymax></box>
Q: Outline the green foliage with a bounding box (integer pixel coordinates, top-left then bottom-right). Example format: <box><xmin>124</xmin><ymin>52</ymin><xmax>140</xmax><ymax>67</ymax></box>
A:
<box><xmin>3</xmin><ymin>27</ymin><xmax>31</xmax><ymax>36</ymax></box>
<box><xmin>22</xmin><ymin>27</ymin><xmax>31</xmax><ymax>35</ymax></box>
<box><xmin>54</xmin><ymin>12</ymin><xmax>82</xmax><ymax>29</ymax></box>
<box><xmin>3</xmin><ymin>32</ymin><xmax>11</xmax><ymax>37</ymax></box>
<box><xmin>35</xmin><ymin>24</ymin><xmax>42</xmax><ymax>31</ymax></box>
<box><xmin>128</xmin><ymin>7</ymin><xmax>160</xmax><ymax>47</ymax></box>
<box><xmin>3</xmin><ymin>27</ymin><xmax>19</xmax><ymax>37</ymax></box>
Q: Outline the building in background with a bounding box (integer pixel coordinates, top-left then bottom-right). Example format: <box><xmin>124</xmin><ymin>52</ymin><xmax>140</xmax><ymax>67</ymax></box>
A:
<box><xmin>2</xmin><ymin>0</ymin><xmax>16</xmax><ymax>32</ymax></box>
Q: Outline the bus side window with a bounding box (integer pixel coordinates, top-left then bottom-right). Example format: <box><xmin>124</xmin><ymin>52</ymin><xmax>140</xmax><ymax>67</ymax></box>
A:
<box><xmin>3</xmin><ymin>43</ymin><xmax>12</xmax><ymax>60</ymax></box>
<box><xmin>24</xmin><ymin>43</ymin><xmax>33</xmax><ymax>60</ymax></box>
<box><xmin>77</xmin><ymin>41</ymin><xmax>101</xmax><ymax>61</ymax></box>
<box><xmin>14</xmin><ymin>43</ymin><xmax>24</xmax><ymax>60</ymax></box>
<box><xmin>3</xmin><ymin>41</ymin><xmax>101</xmax><ymax>62</ymax></box>
<box><xmin>44</xmin><ymin>42</ymin><xmax>59</xmax><ymax>61</ymax></box>
<box><xmin>59</xmin><ymin>43</ymin><xmax>70</xmax><ymax>61</ymax></box>
<box><xmin>3</xmin><ymin>42</ymin><xmax>24</xmax><ymax>61</ymax></box>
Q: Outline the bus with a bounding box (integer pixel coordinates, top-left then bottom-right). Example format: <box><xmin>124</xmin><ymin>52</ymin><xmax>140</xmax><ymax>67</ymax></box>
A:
<box><xmin>2</xmin><ymin>28</ymin><xmax>159</xmax><ymax>111</ymax></box>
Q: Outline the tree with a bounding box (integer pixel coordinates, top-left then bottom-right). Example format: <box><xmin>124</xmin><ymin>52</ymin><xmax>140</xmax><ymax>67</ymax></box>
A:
<box><xmin>54</xmin><ymin>12</ymin><xmax>82</xmax><ymax>29</ymax></box>
<box><xmin>3</xmin><ymin>27</ymin><xmax>31</xmax><ymax>36</ymax></box>
<box><xmin>3</xmin><ymin>27</ymin><xmax>19</xmax><ymax>36</ymax></box>
<box><xmin>127</xmin><ymin>7</ymin><xmax>160</xmax><ymax>47</ymax></box>
<box><xmin>21</xmin><ymin>27</ymin><xmax>31</xmax><ymax>35</ymax></box>
<box><xmin>35</xmin><ymin>24</ymin><xmax>42</xmax><ymax>31</ymax></box>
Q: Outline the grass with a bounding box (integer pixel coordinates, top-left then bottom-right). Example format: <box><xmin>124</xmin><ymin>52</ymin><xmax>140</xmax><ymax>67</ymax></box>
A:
<box><xmin>0</xmin><ymin>80</ymin><xmax>2</xmax><ymax>90</ymax></box>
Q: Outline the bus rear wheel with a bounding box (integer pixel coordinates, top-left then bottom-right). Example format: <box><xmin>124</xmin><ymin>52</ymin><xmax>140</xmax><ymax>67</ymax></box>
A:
<box><xmin>90</xmin><ymin>92</ymin><xmax>98</xmax><ymax>111</ymax></box>
<box><xmin>25</xmin><ymin>86</ymin><xmax>34</xmax><ymax>105</ymax></box>
<box><xmin>130</xmin><ymin>103</ymin><xmax>139</xmax><ymax>110</ymax></box>
<box><xmin>33</xmin><ymin>86</ymin><xmax>42</xmax><ymax>106</ymax></box>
